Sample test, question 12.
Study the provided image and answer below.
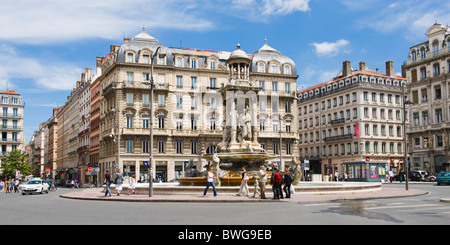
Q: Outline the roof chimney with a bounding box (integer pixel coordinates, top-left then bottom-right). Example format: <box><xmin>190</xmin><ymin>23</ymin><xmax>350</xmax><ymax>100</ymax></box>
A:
<box><xmin>359</xmin><ymin>61</ymin><xmax>366</xmax><ymax>71</ymax></box>
<box><xmin>343</xmin><ymin>60</ymin><xmax>351</xmax><ymax>77</ymax></box>
<box><xmin>386</xmin><ymin>61</ymin><xmax>394</xmax><ymax>77</ymax></box>
<box><xmin>96</xmin><ymin>57</ymin><xmax>103</xmax><ymax>76</ymax></box>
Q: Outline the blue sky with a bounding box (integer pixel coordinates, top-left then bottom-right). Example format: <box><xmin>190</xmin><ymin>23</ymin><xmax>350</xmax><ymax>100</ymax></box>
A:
<box><xmin>0</xmin><ymin>0</ymin><xmax>448</xmax><ymax>143</ymax></box>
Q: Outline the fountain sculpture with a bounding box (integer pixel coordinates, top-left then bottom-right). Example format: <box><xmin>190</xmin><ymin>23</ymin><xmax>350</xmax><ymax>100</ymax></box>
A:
<box><xmin>178</xmin><ymin>44</ymin><xmax>272</xmax><ymax>186</ymax></box>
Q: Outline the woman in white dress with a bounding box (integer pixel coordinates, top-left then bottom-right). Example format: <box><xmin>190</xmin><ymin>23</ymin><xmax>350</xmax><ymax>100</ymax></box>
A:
<box><xmin>128</xmin><ymin>174</ymin><xmax>136</xmax><ymax>195</ymax></box>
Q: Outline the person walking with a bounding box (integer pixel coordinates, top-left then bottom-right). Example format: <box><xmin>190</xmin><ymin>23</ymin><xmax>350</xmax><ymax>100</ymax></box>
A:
<box><xmin>271</xmin><ymin>167</ymin><xmax>283</xmax><ymax>200</ymax></box>
<box><xmin>258</xmin><ymin>166</ymin><xmax>267</xmax><ymax>199</ymax></box>
<box><xmin>283</xmin><ymin>169</ymin><xmax>292</xmax><ymax>198</ymax></box>
<box><xmin>128</xmin><ymin>174</ymin><xmax>136</xmax><ymax>195</ymax></box>
<box><xmin>203</xmin><ymin>168</ymin><xmax>217</xmax><ymax>197</ymax></box>
<box><xmin>104</xmin><ymin>170</ymin><xmax>112</xmax><ymax>197</ymax></box>
<box><xmin>115</xmin><ymin>168</ymin><xmax>123</xmax><ymax>196</ymax></box>
<box><xmin>237</xmin><ymin>166</ymin><xmax>249</xmax><ymax>196</ymax></box>
<box><xmin>389</xmin><ymin>170</ymin><xmax>394</xmax><ymax>183</ymax></box>
<box><xmin>252</xmin><ymin>177</ymin><xmax>260</xmax><ymax>198</ymax></box>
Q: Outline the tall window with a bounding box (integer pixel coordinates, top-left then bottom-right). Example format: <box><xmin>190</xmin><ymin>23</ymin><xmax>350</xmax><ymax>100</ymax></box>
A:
<box><xmin>191</xmin><ymin>77</ymin><xmax>197</xmax><ymax>89</ymax></box>
<box><xmin>158</xmin><ymin>140</ymin><xmax>165</xmax><ymax>153</ymax></box>
<box><xmin>191</xmin><ymin>140</ymin><xmax>198</xmax><ymax>154</ymax></box>
<box><xmin>272</xmin><ymin>82</ymin><xmax>278</xmax><ymax>92</ymax></box>
<box><xmin>158</xmin><ymin>116</ymin><xmax>165</xmax><ymax>129</ymax></box>
<box><xmin>157</xmin><ymin>94</ymin><xmax>165</xmax><ymax>107</ymax></box>
<box><xmin>126</xmin><ymin>115</ymin><xmax>133</xmax><ymax>128</ymax></box>
<box><xmin>126</xmin><ymin>139</ymin><xmax>133</xmax><ymax>153</ymax></box>
<box><xmin>142</xmin><ymin>94</ymin><xmax>150</xmax><ymax>107</ymax></box>
<box><xmin>126</xmin><ymin>72</ymin><xmax>134</xmax><ymax>84</ymax></box>
<box><xmin>176</xmin><ymin>140</ymin><xmax>183</xmax><ymax>154</ymax></box>
<box><xmin>176</xmin><ymin>76</ymin><xmax>183</xmax><ymax>88</ymax></box>
<box><xmin>126</xmin><ymin>93</ymin><xmax>134</xmax><ymax>106</ymax></box>
<box><xmin>142</xmin><ymin>140</ymin><xmax>149</xmax><ymax>153</ymax></box>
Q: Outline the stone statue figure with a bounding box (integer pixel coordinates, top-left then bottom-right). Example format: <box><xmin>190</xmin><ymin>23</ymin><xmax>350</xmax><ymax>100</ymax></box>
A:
<box><xmin>242</xmin><ymin>107</ymin><xmax>252</xmax><ymax>140</ymax></box>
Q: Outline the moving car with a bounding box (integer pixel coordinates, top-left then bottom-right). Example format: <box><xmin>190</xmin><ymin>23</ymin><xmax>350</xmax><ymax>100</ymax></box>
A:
<box><xmin>436</xmin><ymin>172</ymin><xmax>450</xmax><ymax>185</ymax></box>
<box><xmin>21</xmin><ymin>179</ymin><xmax>49</xmax><ymax>195</ymax></box>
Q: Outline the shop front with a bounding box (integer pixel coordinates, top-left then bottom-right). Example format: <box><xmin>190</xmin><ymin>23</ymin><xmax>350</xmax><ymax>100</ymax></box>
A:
<box><xmin>342</xmin><ymin>161</ymin><xmax>387</xmax><ymax>182</ymax></box>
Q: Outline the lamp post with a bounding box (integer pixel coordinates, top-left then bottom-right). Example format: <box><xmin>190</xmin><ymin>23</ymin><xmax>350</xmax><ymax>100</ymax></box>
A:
<box><xmin>147</xmin><ymin>46</ymin><xmax>166</xmax><ymax>197</ymax></box>
<box><xmin>402</xmin><ymin>84</ymin><xmax>413</xmax><ymax>190</ymax></box>
<box><xmin>111</xmin><ymin>108</ymin><xmax>121</xmax><ymax>175</ymax></box>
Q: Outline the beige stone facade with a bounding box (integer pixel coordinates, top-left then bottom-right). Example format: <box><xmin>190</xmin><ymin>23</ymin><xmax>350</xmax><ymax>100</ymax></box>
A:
<box><xmin>297</xmin><ymin>60</ymin><xmax>407</xmax><ymax>178</ymax></box>
<box><xmin>97</xmin><ymin>31</ymin><xmax>298</xmax><ymax>183</ymax></box>
<box><xmin>403</xmin><ymin>23</ymin><xmax>450</xmax><ymax>174</ymax></box>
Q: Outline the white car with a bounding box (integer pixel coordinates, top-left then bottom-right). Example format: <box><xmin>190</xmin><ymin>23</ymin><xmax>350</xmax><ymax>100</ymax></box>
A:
<box><xmin>21</xmin><ymin>179</ymin><xmax>49</xmax><ymax>195</ymax></box>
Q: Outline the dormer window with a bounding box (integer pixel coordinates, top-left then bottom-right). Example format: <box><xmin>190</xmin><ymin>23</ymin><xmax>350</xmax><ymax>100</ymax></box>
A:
<box><xmin>142</xmin><ymin>54</ymin><xmax>149</xmax><ymax>64</ymax></box>
<box><xmin>210</xmin><ymin>59</ymin><xmax>216</xmax><ymax>70</ymax></box>
<box><xmin>191</xmin><ymin>58</ymin><xmax>197</xmax><ymax>69</ymax></box>
<box><xmin>126</xmin><ymin>52</ymin><xmax>134</xmax><ymax>63</ymax></box>
<box><xmin>176</xmin><ymin>56</ymin><xmax>183</xmax><ymax>67</ymax></box>
<box><xmin>158</xmin><ymin>56</ymin><xmax>165</xmax><ymax>65</ymax></box>
<box><xmin>283</xmin><ymin>64</ymin><xmax>291</xmax><ymax>75</ymax></box>
<box><xmin>271</xmin><ymin>64</ymin><xmax>278</xmax><ymax>73</ymax></box>
<box><xmin>258</xmin><ymin>63</ymin><xmax>265</xmax><ymax>72</ymax></box>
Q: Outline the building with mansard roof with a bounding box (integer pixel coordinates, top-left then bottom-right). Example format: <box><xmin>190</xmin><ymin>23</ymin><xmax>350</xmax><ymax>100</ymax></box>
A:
<box><xmin>98</xmin><ymin>30</ymin><xmax>298</xmax><ymax>183</ymax></box>
<box><xmin>297</xmin><ymin>60</ymin><xmax>407</xmax><ymax>179</ymax></box>
<box><xmin>403</xmin><ymin>23</ymin><xmax>450</xmax><ymax>174</ymax></box>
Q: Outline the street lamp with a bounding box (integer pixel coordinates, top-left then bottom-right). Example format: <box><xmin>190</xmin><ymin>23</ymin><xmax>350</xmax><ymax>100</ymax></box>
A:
<box><xmin>402</xmin><ymin>84</ymin><xmax>413</xmax><ymax>190</ymax></box>
<box><xmin>111</xmin><ymin>108</ymin><xmax>121</xmax><ymax>175</ymax></box>
<box><xmin>147</xmin><ymin>46</ymin><xmax>166</xmax><ymax>197</ymax></box>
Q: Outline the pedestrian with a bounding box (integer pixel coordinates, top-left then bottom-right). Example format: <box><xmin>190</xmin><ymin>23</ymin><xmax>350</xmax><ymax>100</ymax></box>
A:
<box><xmin>237</xmin><ymin>166</ymin><xmax>249</xmax><ymax>196</ymax></box>
<box><xmin>128</xmin><ymin>174</ymin><xmax>136</xmax><ymax>195</ymax></box>
<box><xmin>334</xmin><ymin>170</ymin><xmax>339</xmax><ymax>181</ymax></box>
<box><xmin>0</xmin><ymin>180</ymin><xmax>3</xmax><ymax>192</ymax></box>
<box><xmin>104</xmin><ymin>170</ymin><xmax>112</xmax><ymax>197</ymax></box>
<box><xmin>10</xmin><ymin>180</ymin><xmax>14</xmax><ymax>193</ymax></box>
<box><xmin>399</xmin><ymin>170</ymin><xmax>404</xmax><ymax>183</ymax></box>
<box><xmin>203</xmin><ymin>168</ymin><xmax>217</xmax><ymax>197</ymax></box>
<box><xmin>259</xmin><ymin>166</ymin><xmax>267</xmax><ymax>199</ymax></box>
<box><xmin>389</xmin><ymin>170</ymin><xmax>394</xmax><ymax>183</ymax></box>
<box><xmin>115</xmin><ymin>168</ymin><xmax>123</xmax><ymax>196</ymax></box>
<box><xmin>283</xmin><ymin>169</ymin><xmax>292</xmax><ymax>198</ymax></box>
<box><xmin>14</xmin><ymin>179</ymin><xmax>19</xmax><ymax>193</ymax></box>
<box><xmin>271</xmin><ymin>167</ymin><xmax>283</xmax><ymax>200</ymax></box>
<box><xmin>252</xmin><ymin>177</ymin><xmax>260</xmax><ymax>197</ymax></box>
<box><xmin>344</xmin><ymin>171</ymin><xmax>348</xmax><ymax>181</ymax></box>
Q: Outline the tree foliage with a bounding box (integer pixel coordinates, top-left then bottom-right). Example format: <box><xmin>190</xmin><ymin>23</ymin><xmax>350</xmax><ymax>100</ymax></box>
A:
<box><xmin>2</xmin><ymin>149</ymin><xmax>32</xmax><ymax>178</ymax></box>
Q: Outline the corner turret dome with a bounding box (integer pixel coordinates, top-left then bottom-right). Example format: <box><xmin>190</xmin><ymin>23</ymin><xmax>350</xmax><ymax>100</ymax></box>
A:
<box><xmin>116</xmin><ymin>29</ymin><xmax>172</xmax><ymax>64</ymax></box>
<box><xmin>251</xmin><ymin>38</ymin><xmax>297</xmax><ymax>75</ymax></box>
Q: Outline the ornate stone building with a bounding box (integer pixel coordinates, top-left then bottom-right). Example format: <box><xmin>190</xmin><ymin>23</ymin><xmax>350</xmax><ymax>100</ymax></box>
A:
<box><xmin>98</xmin><ymin>30</ymin><xmax>298</xmax><ymax>183</ymax></box>
<box><xmin>297</xmin><ymin>60</ymin><xmax>407</xmax><ymax>178</ymax></box>
<box><xmin>403</xmin><ymin>23</ymin><xmax>450</xmax><ymax>174</ymax></box>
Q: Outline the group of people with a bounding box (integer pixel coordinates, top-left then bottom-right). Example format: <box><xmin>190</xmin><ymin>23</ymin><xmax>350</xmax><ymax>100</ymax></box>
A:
<box><xmin>203</xmin><ymin>165</ymin><xmax>294</xmax><ymax>200</ymax></box>
<box><xmin>0</xmin><ymin>179</ymin><xmax>20</xmax><ymax>193</ymax></box>
<box><xmin>104</xmin><ymin>169</ymin><xmax>137</xmax><ymax>197</ymax></box>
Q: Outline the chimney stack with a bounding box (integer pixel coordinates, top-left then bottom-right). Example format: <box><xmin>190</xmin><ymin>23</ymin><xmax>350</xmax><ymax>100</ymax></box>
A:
<box><xmin>359</xmin><ymin>61</ymin><xmax>366</xmax><ymax>71</ymax></box>
<box><xmin>386</xmin><ymin>61</ymin><xmax>394</xmax><ymax>77</ymax></box>
<box><xmin>343</xmin><ymin>60</ymin><xmax>351</xmax><ymax>77</ymax></box>
<box><xmin>96</xmin><ymin>57</ymin><xmax>103</xmax><ymax>77</ymax></box>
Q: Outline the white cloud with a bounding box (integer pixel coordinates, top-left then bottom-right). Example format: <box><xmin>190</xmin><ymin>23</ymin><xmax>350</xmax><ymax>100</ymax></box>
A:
<box><xmin>349</xmin><ymin>0</ymin><xmax>450</xmax><ymax>39</ymax></box>
<box><xmin>0</xmin><ymin>0</ymin><xmax>214</xmax><ymax>44</ymax></box>
<box><xmin>311</xmin><ymin>39</ymin><xmax>350</xmax><ymax>57</ymax></box>
<box><xmin>260</xmin><ymin>0</ymin><xmax>311</xmax><ymax>15</ymax></box>
<box><xmin>0</xmin><ymin>44</ymin><xmax>81</xmax><ymax>91</ymax></box>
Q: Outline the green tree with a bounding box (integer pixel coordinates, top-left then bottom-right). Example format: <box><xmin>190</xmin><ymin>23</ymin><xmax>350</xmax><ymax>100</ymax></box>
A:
<box><xmin>2</xmin><ymin>149</ymin><xmax>32</xmax><ymax>179</ymax></box>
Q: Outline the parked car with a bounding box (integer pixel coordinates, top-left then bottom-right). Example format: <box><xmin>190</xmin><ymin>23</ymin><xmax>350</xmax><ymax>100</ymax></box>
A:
<box><xmin>436</xmin><ymin>172</ymin><xmax>450</xmax><ymax>185</ymax></box>
<box><xmin>409</xmin><ymin>171</ymin><xmax>423</xmax><ymax>181</ymax></box>
<box><xmin>21</xmin><ymin>179</ymin><xmax>49</xmax><ymax>195</ymax></box>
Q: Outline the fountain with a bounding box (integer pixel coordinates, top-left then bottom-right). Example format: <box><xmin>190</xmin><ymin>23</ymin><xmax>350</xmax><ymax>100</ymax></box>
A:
<box><xmin>178</xmin><ymin>44</ymin><xmax>273</xmax><ymax>186</ymax></box>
